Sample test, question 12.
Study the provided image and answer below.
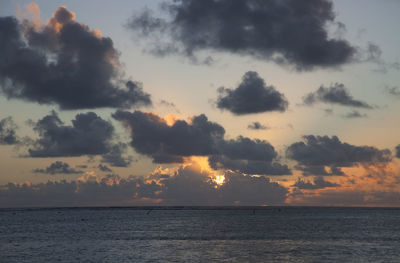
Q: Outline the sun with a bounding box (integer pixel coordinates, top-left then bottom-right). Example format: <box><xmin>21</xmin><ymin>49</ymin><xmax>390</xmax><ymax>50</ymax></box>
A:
<box><xmin>213</xmin><ymin>175</ymin><xmax>225</xmax><ymax>186</ymax></box>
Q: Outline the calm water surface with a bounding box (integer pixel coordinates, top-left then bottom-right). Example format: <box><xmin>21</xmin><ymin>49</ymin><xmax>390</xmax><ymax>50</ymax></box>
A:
<box><xmin>1</xmin><ymin>207</ymin><xmax>400</xmax><ymax>262</ymax></box>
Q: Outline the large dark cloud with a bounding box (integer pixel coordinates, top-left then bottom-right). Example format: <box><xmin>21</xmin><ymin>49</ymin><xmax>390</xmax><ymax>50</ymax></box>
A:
<box><xmin>292</xmin><ymin>176</ymin><xmax>339</xmax><ymax>190</ymax></box>
<box><xmin>0</xmin><ymin>163</ymin><xmax>288</xmax><ymax>207</ymax></box>
<box><xmin>209</xmin><ymin>136</ymin><xmax>291</xmax><ymax>175</ymax></box>
<box><xmin>287</xmin><ymin>135</ymin><xmax>392</xmax><ymax>176</ymax></box>
<box><xmin>112</xmin><ymin>110</ymin><xmax>225</xmax><ymax>163</ymax></box>
<box><xmin>33</xmin><ymin>161</ymin><xmax>83</xmax><ymax>175</ymax></box>
<box><xmin>128</xmin><ymin>0</ymin><xmax>356</xmax><ymax>70</ymax></box>
<box><xmin>303</xmin><ymin>83</ymin><xmax>373</xmax><ymax>109</ymax></box>
<box><xmin>0</xmin><ymin>7</ymin><xmax>151</xmax><ymax>109</ymax></box>
<box><xmin>0</xmin><ymin>174</ymin><xmax>161</xmax><ymax>207</ymax></box>
<box><xmin>217</xmin><ymin>172</ymin><xmax>288</xmax><ymax>205</ymax></box>
<box><xmin>113</xmin><ymin>110</ymin><xmax>290</xmax><ymax>175</ymax></box>
<box><xmin>160</xmin><ymin>165</ymin><xmax>288</xmax><ymax>205</ymax></box>
<box><xmin>216</xmin><ymin>71</ymin><xmax>288</xmax><ymax>115</ymax></box>
<box><xmin>0</xmin><ymin>116</ymin><xmax>18</xmax><ymax>145</ymax></box>
<box><xmin>28</xmin><ymin>111</ymin><xmax>114</xmax><ymax>157</ymax></box>
<box><xmin>218</xmin><ymin>136</ymin><xmax>277</xmax><ymax>162</ymax></box>
<box><xmin>396</xmin><ymin>145</ymin><xmax>400</xmax><ymax>158</ymax></box>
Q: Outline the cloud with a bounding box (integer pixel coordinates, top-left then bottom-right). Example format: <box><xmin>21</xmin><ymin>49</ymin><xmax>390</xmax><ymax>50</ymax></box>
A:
<box><xmin>216</xmin><ymin>71</ymin><xmax>288</xmax><ymax>115</ymax></box>
<box><xmin>101</xmin><ymin>143</ymin><xmax>132</xmax><ymax>167</ymax></box>
<box><xmin>292</xmin><ymin>176</ymin><xmax>339</xmax><ymax>190</ymax></box>
<box><xmin>112</xmin><ymin>110</ymin><xmax>225</xmax><ymax>163</ymax></box>
<box><xmin>156</xmin><ymin>163</ymin><xmax>217</xmax><ymax>205</ymax></box>
<box><xmin>396</xmin><ymin>145</ymin><xmax>400</xmax><ymax>158</ymax></box>
<box><xmin>98</xmin><ymin>164</ymin><xmax>112</xmax><ymax>172</ymax></box>
<box><xmin>384</xmin><ymin>86</ymin><xmax>400</xmax><ymax>98</ymax></box>
<box><xmin>208</xmin><ymin>155</ymin><xmax>290</xmax><ymax>176</ymax></box>
<box><xmin>290</xmin><ymin>188</ymin><xmax>400</xmax><ymax>207</ymax></box>
<box><xmin>303</xmin><ymin>83</ymin><xmax>373</xmax><ymax>109</ymax></box>
<box><xmin>0</xmin><ymin>6</ymin><xmax>151</xmax><ymax>109</ymax></box>
<box><xmin>33</xmin><ymin>161</ymin><xmax>83</xmax><ymax>175</ymax></box>
<box><xmin>217</xmin><ymin>172</ymin><xmax>288</xmax><ymax>205</ymax></box>
<box><xmin>295</xmin><ymin>164</ymin><xmax>345</xmax><ymax>177</ymax></box>
<box><xmin>113</xmin><ymin>110</ymin><xmax>289</xmax><ymax>175</ymax></box>
<box><xmin>248</xmin><ymin>122</ymin><xmax>268</xmax><ymax>130</ymax></box>
<box><xmin>287</xmin><ymin>135</ymin><xmax>392</xmax><ymax>176</ymax></box>
<box><xmin>0</xmin><ymin>174</ymin><xmax>161</xmax><ymax>207</ymax></box>
<box><xmin>218</xmin><ymin>136</ymin><xmax>277</xmax><ymax>162</ymax></box>
<box><xmin>287</xmin><ymin>135</ymin><xmax>391</xmax><ymax>166</ymax></box>
<box><xmin>362</xmin><ymin>43</ymin><xmax>400</xmax><ymax>73</ymax></box>
<box><xmin>159</xmin><ymin>100</ymin><xmax>180</xmax><ymax>113</ymax></box>
<box><xmin>28</xmin><ymin>111</ymin><xmax>114</xmax><ymax>157</ymax></box>
<box><xmin>127</xmin><ymin>0</ymin><xmax>356</xmax><ymax>70</ymax></box>
<box><xmin>209</xmin><ymin>136</ymin><xmax>291</xmax><ymax>175</ymax></box>
<box><xmin>0</xmin><ymin>116</ymin><xmax>18</xmax><ymax>145</ymax></box>
<box><xmin>343</xmin><ymin>110</ymin><xmax>367</xmax><ymax>119</ymax></box>
<box><xmin>0</xmin><ymin>162</ymin><xmax>288</xmax><ymax>207</ymax></box>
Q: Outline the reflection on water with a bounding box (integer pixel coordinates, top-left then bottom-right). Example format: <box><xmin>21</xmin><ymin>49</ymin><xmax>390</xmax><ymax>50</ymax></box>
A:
<box><xmin>1</xmin><ymin>207</ymin><xmax>400</xmax><ymax>262</ymax></box>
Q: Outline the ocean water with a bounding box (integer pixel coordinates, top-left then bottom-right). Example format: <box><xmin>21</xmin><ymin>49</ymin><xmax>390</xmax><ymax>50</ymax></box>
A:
<box><xmin>1</xmin><ymin>207</ymin><xmax>400</xmax><ymax>262</ymax></box>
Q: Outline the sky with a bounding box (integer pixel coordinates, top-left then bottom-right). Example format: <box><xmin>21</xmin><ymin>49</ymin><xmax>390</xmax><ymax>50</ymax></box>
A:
<box><xmin>0</xmin><ymin>0</ymin><xmax>399</xmax><ymax>207</ymax></box>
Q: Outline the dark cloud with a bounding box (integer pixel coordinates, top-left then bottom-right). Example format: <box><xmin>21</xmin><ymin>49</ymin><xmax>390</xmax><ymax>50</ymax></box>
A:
<box><xmin>287</xmin><ymin>135</ymin><xmax>391</xmax><ymax>166</ymax></box>
<box><xmin>295</xmin><ymin>164</ymin><xmax>345</xmax><ymax>177</ymax></box>
<box><xmin>217</xmin><ymin>172</ymin><xmax>288</xmax><ymax>205</ymax></box>
<box><xmin>290</xmin><ymin>189</ymin><xmax>400</xmax><ymax>207</ymax></box>
<box><xmin>28</xmin><ymin>111</ymin><xmax>114</xmax><ymax>157</ymax></box>
<box><xmin>209</xmin><ymin>136</ymin><xmax>291</xmax><ymax>175</ymax></box>
<box><xmin>248</xmin><ymin>122</ymin><xmax>268</xmax><ymax>130</ymax></box>
<box><xmin>396</xmin><ymin>145</ymin><xmax>400</xmax><ymax>158</ymax></box>
<box><xmin>303</xmin><ymin>83</ymin><xmax>373</xmax><ymax>109</ymax></box>
<box><xmin>101</xmin><ymin>143</ymin><xmax>132</xmax><ymax>167</ymax></box>
<box><xmin>157</xmin><ymin>165</ymin><xmax>288</xmax><ymax>205</ymax></box>
<box><xmin>0</xmin><ymin>116</ymin><xmax>18</xmax><ymax>145</ymax></box>
<box><xmin>343</xmin><ymin>110</ymin><xmax>367</xmax><ymax>119</ymax></box>
<box><xmin>128</xmin><ymin>0</ymin><xmax>356</xmax><ymax>70</ymax></box>
<box><xmin>98</xmin><ymin>164</ymin><xmax>112</xmax><ymax>172</ymax></box>
<box><xmin>113</xmin><ymin>110</ymin><xmax>289</xmax><ymax>175</ymax></box>
<box><xmin>0</xmin><ymin>7</ymin><xmax>151</xmax><ymax>110</ymax></box>
<box><xmin>0</xmin><ymin>163</ymin><xmax>288</xmax><ymax>207</ymax></box>
<box><xmin>112</xmin><ymin>110</ymin><xmax>225</xmax><ymax>163</ymax></box>
<box><xmin>33</xmin><ymin>161</ymin><xmax>83</xmax><ymax>175</ymax></box>
<box><xmin>157</xmin><ymin>164</ymin><xmax>217</xmax><ymax>205</ymax></box>
<box><xmin>293</xmin><ymin>176</ymin><xmax>339</xmax><ymax>190</ymax></box>
<box><xmin>209</xmin><ymin>155</ymin><xmax>290</xmax><ymax>176</ymax></box>
<box><xmin>218</xmin><ymin>136</ymin><xmax>277</xmax><ymax>161</ymax></box>
<box><xmin>287</xmin><ymin>135</ymin><xmax>391</xmax><ymax>176</ymax></box>
<box><xmin>216</xmin><ymin>72</ymin><xmax>288</xmax><ymax>115</ymax></box>
<box><xmin>0</xmin><ymin>174</ymin><xmax>161</xmax><ymax>207</ymax></box>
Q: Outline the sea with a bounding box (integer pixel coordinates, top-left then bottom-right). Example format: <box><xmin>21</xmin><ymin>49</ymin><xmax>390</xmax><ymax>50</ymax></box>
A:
<box><xmin>1</xmin><ymin>207</ymin><xmax>400</xmax><ymax>262</ymax></box>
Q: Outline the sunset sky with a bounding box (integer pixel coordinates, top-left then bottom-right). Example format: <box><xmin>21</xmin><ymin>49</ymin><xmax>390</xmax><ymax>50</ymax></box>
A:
<box><xmin>1</xmin><ymin>0</ymin><xmax>399</xmax><ymax>207</ymax></box>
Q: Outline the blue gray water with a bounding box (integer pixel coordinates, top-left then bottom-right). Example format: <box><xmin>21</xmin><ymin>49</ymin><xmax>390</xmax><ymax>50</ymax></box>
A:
<box><xmin>1</xmin><ymin>207</ymin><xmax>400</xmax><ymax>262</ymax></box>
